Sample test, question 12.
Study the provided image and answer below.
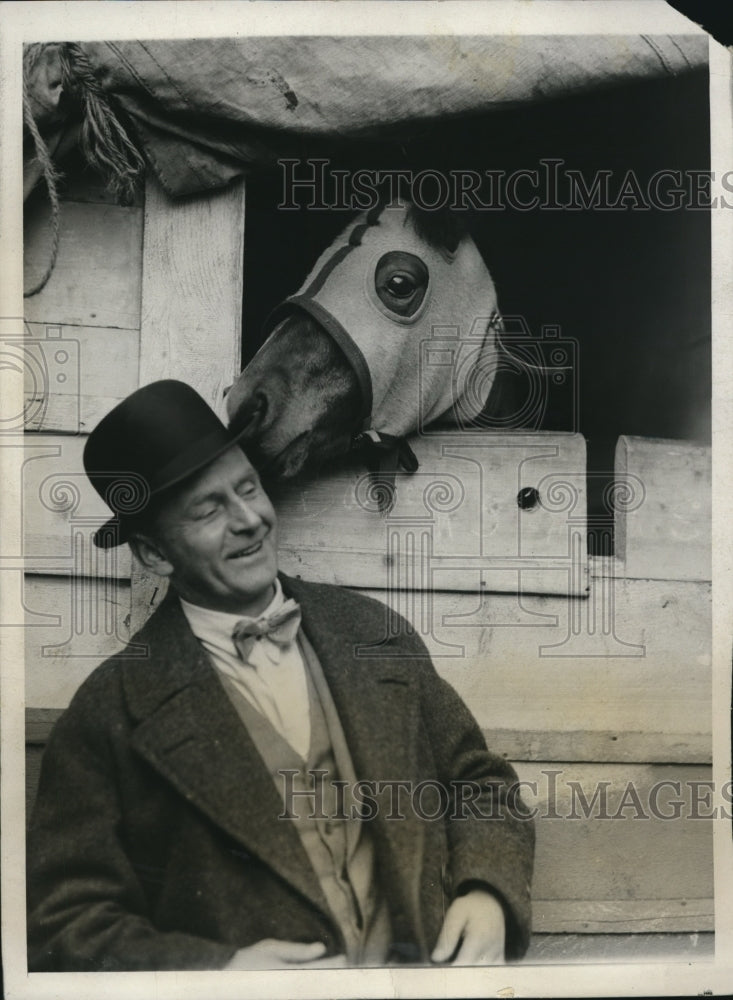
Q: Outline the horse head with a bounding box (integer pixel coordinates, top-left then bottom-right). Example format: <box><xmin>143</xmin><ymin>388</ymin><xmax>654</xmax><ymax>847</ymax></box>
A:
<box><xmin>226</xmin><ymin>200</ymin><xmax>502</xmax><ymax>480</ymax></box>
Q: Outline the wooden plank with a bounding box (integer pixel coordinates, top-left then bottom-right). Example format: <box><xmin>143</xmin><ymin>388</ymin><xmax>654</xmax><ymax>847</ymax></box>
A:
<box><xmin>490</xmin><ymin>729</ymin><xmax>711</xmax><ymax>766</ymax></box>
<box><xmin>24</xmin><ymin>323</ymin><xmax>140</xmax><ymax>434</ymax></box>
<box><xmin>24</xmin><ymin>199</ymin><xmax>144</xmax><ymax>330</ymax></box>
<box><xmin>25</xmin><ymin>394</ymin><xmax>135</xmax><ymax>436</ymax></box>
<box><xmin>24</xmin><ymin>576</ymin><xmax>132</xmax><ymax>709</ymax></box>
<box><xmin>138</xmin><ymin>175</ymin><xmax>245</xmax><ymax>403</ymax></box>
<box><xmin>130</xmin><ymin>174</ymin><xmax>246</xmax><ymax>632</ymax></box>
<box><xmin>24</xmin><ymin>323</ymin><xmax>139</xmax><ymax>434</ymax></box>
<box><xmin>526</xmin><ymin>932</ymin><xmax>714</xmax><ymax>961</ymax></box>
<box><xmin>20</xmin><ymin>709</ymin><xmax>712</xmax><ymax>766</ymax></box>
<box><xmin>25</xmin><ymin>707</ymin><xmax>64</xmax><ymax>743</ymax></box>
<box><xmin>512</xmin><ymin>761</ymin><xmax>714</xmax><ymax>924</ymax></box>
<box><xmin>615</xmin><ymin>436</ymin><xmax>711</xmax><ymax>582</ymax></box>
<box><xmin>532</xmin><ymin>899</ymin><xmax>714</xmax><ymax>935</ymax></box>
<box><xmin>276</xmin><ymin>431</ymin><xmax>589</xmax><ymax>597</ymax></box>
<box><xmin>361</xmin><ymin>577</ymin><xmax>711</xmax><ymax>760</ymax></box>
<box><xmin>22</xmin><ymin>434</ymin><xmax>132</xmax><ymax>578</ymax></box>
<box><xmin>24</xmin><ymin>574</ymin><xmax>711</xmax><ymax>755</ymax></box>
<box><xmin>26</xmin><ymin>728</ymin><xmax>716</xmax><ymax>908</ymax></box>
<box><xmin>26</xmin><ymin>428</ymin><xmax>588</xmax><ymax>594</ymax></box>
<box><xmin>27</xmin><ymin>743</ymin><xmax>46</xmax><ymax>820</ymax></box>
<box><xmin>23</xmin><ymin>728</ymin><xmax>714</xmax><ymax>934</ymax></box>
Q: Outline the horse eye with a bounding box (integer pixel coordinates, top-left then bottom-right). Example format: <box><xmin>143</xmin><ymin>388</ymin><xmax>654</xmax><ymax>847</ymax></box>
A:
<box><xmin>375</xmin><ymin>252</ymin><xmax>428</xmax><ymax>318</ymax></box>
<box><xmin>386</xmin><ymin>273</ymin><xmax>417</xmax><ymax>297</ymax></box>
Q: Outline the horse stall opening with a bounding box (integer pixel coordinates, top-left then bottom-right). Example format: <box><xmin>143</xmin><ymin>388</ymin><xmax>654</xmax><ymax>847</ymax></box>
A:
<box><xmin>21</xmin><ymin>34</ymin><xmax>713</xmax><ymax>965</ymax></box>
<box><xmin>240</xmin><ymin>66</ymin><xmax>711</xmax><ymax>554</ymax></box>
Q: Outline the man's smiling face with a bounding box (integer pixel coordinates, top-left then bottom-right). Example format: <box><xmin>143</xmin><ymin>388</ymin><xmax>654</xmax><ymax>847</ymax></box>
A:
<box><xmin>146</xmin><ymin>445</ymin><xmax>278</xmax><ymax>616</ymax></box>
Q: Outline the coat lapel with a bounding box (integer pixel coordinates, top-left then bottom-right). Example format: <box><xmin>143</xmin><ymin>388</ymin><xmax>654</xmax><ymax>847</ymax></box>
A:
<box><xmin>121</xmin><ymin>592</ymin><xmax>332</xmax><ymax>921</ymax></box>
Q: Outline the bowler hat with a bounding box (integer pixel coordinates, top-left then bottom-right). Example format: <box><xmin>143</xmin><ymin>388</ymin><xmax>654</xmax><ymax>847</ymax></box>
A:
<box><xmin>83</xmin><ymin>380</ymin><xmax>246</xmax><ymax>549</ymax></box>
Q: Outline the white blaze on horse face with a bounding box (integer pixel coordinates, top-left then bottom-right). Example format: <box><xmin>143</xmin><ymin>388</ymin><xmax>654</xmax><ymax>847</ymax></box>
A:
<box><xmin>293</xmin><ymin>201</ymin><xmax>501</xmax><ymax>438</ymax></box>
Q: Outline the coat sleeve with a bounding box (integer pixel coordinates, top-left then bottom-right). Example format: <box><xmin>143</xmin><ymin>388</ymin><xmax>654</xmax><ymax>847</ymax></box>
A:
<box><xmin>411</xmin><ymin>634</ymin><xmax>536</xmax><ymax>960</ymax></box>
<box><xmin>27</xmin><ymin>674</ymin><xmax>238</xmax><ymax>972</ymax></box>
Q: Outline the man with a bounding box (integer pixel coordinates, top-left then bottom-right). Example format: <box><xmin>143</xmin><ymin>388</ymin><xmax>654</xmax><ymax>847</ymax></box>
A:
<box><xmin>27</xmin><ymin>380</ymin><xmax>534</xmax><ymax>972</ymax></box>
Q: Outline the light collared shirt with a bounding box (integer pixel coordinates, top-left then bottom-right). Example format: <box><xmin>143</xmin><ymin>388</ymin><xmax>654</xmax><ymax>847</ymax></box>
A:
<box><xmin>179</xmin><ymin>579</ymin><xmax>311</xmax><ymax>759</ymax></box>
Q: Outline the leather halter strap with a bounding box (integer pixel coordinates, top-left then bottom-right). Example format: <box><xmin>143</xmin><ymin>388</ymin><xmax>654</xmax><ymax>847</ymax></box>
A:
<box><xmin>264</xmin><ymin>296</ymin><xmax>373</xmax><ymax>427</ymax></box>
<box><xmin>261</xmin><ymin>204</ymin><xmax>386</xmax><ymax>429</ymax></box>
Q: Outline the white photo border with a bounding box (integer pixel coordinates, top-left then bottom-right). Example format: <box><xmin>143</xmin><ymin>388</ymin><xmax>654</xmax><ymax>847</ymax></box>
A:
<box><xmin>1</xmin><ymin>3</ymin><xmax>731</xmax><ymax>997</ymax></box>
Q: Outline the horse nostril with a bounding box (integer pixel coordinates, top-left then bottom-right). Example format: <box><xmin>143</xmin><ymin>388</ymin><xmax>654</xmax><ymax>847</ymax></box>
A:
<box><xmin>231</xmin><ymin>391</ymin><xmax>267</xmax><ymax>438</ymax></box>
<box><xmin>223</xmin><ymin>384</ymin><xmax>232</xmax><ymax>398</ymax></box>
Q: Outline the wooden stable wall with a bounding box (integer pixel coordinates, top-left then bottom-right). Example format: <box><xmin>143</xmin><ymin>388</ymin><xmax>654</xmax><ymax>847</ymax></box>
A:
<box><xmin>23</xmin><ymin>172</ymin><xmax>713</xmax><ymax>961</ymax></box>
<box><xmin>23</xmin><ymin>171</ymin><xmax>246</xmax><ymax>701</ymax></box>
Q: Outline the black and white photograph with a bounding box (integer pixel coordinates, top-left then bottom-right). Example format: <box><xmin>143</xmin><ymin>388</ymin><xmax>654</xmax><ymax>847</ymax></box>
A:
<box><xmin>1</xmin><ymin>2</ymin><xmax>732</xmax><ymax>997</ymax></box>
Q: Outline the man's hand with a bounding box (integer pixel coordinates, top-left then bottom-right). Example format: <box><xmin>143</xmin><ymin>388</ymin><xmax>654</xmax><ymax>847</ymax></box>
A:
<box><xmin>431</xmin><ymin>888</ymin><xmax>506</xmax><ymax>965</ymax></box>
<box><xmin>223</xmin><ymin>939</ymin><xmax>347</xmax><ymax>970</ymax></box>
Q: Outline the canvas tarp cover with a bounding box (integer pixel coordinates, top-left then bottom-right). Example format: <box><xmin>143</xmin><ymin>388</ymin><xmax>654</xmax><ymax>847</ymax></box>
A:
<box><xmin>24</xmin><ymin>35</ymin><xmax>707</xmax><ymax>198</ymax></box>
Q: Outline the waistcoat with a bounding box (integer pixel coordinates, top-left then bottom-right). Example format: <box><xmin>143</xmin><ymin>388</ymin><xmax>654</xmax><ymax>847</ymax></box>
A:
<box><xmin>215</xmin><ymin>632</ymin><xmax>391</xmax><ymax>964</ymax></box>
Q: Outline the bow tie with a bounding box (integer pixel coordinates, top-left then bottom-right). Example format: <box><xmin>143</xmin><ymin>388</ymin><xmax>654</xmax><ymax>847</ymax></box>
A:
<box><xmin>232</xmin><ymin>599</ymin><xmax>301</xmax><ymax>664</ymax></box>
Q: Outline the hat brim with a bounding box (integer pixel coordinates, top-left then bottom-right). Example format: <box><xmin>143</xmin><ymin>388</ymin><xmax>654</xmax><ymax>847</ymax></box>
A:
<box><xmin>92</xmin><ymin>426</ymin><xmax>250</xmax><ymax>549</ymax></box>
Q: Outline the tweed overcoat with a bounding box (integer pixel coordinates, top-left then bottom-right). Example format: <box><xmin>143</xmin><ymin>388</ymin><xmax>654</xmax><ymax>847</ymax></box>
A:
<box><xmin>27</xmin><ymin>574</ymin><xmax>535</xmax><ymax>971</ymax></box>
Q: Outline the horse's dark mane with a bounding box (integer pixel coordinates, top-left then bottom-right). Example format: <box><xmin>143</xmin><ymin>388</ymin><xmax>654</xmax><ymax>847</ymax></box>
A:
<box><xmin>368</xmin><ymin>183</ymin><xmax>469</xmax><ymax>255</ymax></box>
<box><xmin>404</xmin><ymin>203</ymin><xmax>468</xmax><ymax>255</ymax></box>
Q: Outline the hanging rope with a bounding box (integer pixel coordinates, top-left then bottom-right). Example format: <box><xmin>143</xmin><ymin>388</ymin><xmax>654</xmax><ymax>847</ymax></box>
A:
<box><xmin>23</xmin><ymin>45</ymin><xmax>62</xmax><ymax>298</ymax></box>
<box><xmin>23</xmin><ymin>42</ymin><xmax>146</xmax><ymax>297</ymax></box>
<box><xmin>57</xmin><ymin>43</ymin><xmax>145</xmax><ymax>205</ymax></box>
